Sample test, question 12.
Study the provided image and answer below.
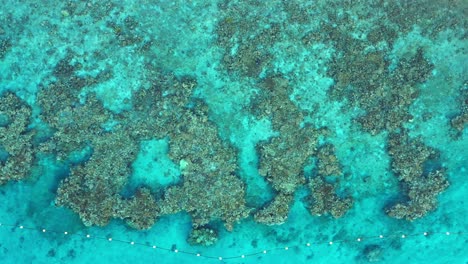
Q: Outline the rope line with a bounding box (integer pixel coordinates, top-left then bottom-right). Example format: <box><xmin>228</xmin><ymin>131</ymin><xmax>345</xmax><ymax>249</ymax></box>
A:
<box><xmin>0</xmin><ymin>222</ymin><xmax>464</xmax><ymax>261</ymax></box>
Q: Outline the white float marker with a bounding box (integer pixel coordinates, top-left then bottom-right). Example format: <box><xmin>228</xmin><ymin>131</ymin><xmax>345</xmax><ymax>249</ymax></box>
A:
<box><xmin>1</xmin><ymin>222</ymin><xmax>455</xmax><ymax>261</ymax></box>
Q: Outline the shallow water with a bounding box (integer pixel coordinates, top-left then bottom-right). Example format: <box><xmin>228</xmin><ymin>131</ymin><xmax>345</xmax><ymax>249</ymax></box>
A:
<box><xmin>0</xmin><ymin>1</ymin><xmax>467</xmax><ymax>263</ymax></box>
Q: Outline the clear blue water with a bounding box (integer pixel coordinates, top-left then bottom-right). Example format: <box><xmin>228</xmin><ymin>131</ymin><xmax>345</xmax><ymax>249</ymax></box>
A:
<box><xmin>0</xmin><ymin>1</ymin><xmax>467</xmax><ymax>263</ymax></box>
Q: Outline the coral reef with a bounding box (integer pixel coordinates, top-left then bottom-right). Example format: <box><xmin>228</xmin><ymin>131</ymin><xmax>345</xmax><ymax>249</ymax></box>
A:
<box><xmin>114</xmin><ymin>187</ymin><xmax>160</xmax><ymax>230</ymax></box>
<box><xmin>387</xmin><ymin>131</ymin><xmax>435</xmax><ymax>182</ymax></box>
<box><xmin>54</xmin><ymin>131</ymin><xmax>141</xmax><ymax>227</ymax></box>
<box><xmin>450</xmin><ymin>85</ymin><xmax>467</xmax><ymax>137</ymax></box>
<box><xmin>48</xmin><ymin>72</ymin><xmax>251</xmax><ymax>232</ymax></box>
<box><xmin>306</xmin><ymin>143</ymin><xmax>353</xmax><ymax>218</ymax></box>
<box><xmin>386</xmin><ymin>169</ymin><xmax>449</xmax><ymax>221</ymax></box>
<box><xmin>298</xmin><ymin>2</ymin><xmax>436</xmax><ymax>136</ymax></box>
<box><xmin>329</xmin><ymin>47</ymin><xmax>433</xmax><ymax>136</ymax></box>
<box><xmin>251</xmin><ymin>76</ymin><xmax>319</xmax><ymax>224</ymax></box>
<box><xmin>187</xmin><ymin>227</ymin><xmax>218</xmax><ymax>246</ymax></box>
<box><xmin>297</xmin><ymin>0</ymin><xmax>451</xmax><ymax>222</ymax></box>
<box><xmin>307</xmin><ymin>176</ymin><xmax>353</xmax><ymax>218</ymax></box>
<box><xmin>37</xmin><ymin>53</ymin><xmax>112</xmax><ymax>160</ymax></box>
<box><xmin>0</xmin><ymin>0</ymin><xmax>463</xmax><ymax>248</ymax></box>
<box><xmin>37</xmin><ymin>53</ymin><xmax>156</xmax><ymax>228</ymax></box>
<box><xmin>0</xmin><ymin>38</ymin><xmax>12</xmax><ymax>59</ymax></box>
<box><xmin>316</xmin><ymin>144</ymin><xmax>342</xmax><ymax>177</ymax></box>
<box><xmin>127</xmin><ymin>72</ymin><xmax>251</xmax><ymax>232</ymax></box>
<box><xmin>0</xmin><ymin>92</ymin><xmax>35</xmax><ymax>185</ymax></box>
<box><xmin>163</xmin><ymin>101</ymin><xmax>251</xmax><ymax>231</ymax></box>
<box><xmin>254</xmin><ymin>76</ymin><xmax>318</xmax><ymax>194</ymax></box>
<box><xmin>161</xmin><ymin>172</ymin><xmax>250</xmax><ymax>231</ymax></box>
<box><xmin>107</xmin><ymin>16</ymin><xmax>144</xmax><ymax>47</ymax></box>
<box><xmin>216</xmin><ymin>3</ymin><xmax>282</xmax><ymax>77</ymax></box>
<box><xmin>386</xmin><ymin>131</ymin><xmax>449</xmax><ymax>220</ymax></box>
<box><xmin>254</xmin><ymin>193</ymin><xmax>293</xmax><ymax>225</ymax></box>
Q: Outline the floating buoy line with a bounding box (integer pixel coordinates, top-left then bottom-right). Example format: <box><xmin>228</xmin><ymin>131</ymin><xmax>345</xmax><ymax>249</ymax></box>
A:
<box><xmin>0</xmin><ymin>222</ymin><xmax>464</xmax><ymax>261</ymax></box>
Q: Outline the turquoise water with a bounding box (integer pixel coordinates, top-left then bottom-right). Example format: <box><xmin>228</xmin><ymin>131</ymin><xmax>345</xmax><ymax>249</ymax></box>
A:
<box><xmin>0</xmin><ymin>1</ymin><xmax>467</xmax><ymax>263</ymax></box>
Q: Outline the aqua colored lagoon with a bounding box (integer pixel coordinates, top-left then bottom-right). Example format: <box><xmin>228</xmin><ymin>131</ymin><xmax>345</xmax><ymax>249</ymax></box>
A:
<box><xmin>0</xmin><ymin>1</ymin><xmax>467</xmax><ymax>263</ymax></box>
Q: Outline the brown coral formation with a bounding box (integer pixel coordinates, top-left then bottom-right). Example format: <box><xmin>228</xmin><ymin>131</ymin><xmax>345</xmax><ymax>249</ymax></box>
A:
<box><xmin>251</xmin><ymin>76</ymin><xmax>319</xmax><ymax>224</ymax></box>
<box><xmin>38</xmin><ymin>87</ymin><xmax>112</xmax><ymax>160</ymax></box>
<box><xmin>0</xmin><ymin>92</ymin><xmax>35</xmax><ymax>185</ymax></box>
<box><xmin>216</xmin><ymin>3</ymin><xmax>282</xmax><ymax>77</ymax></box>
<box><xmin>160</xmin><ymin>171</ymin><xmax>250</xmax><ymax>232</ymax></box>
<box><xmin>37</xmin><ymin>52</ymin><xmax>112</xmax><ymax>159</ymax></box>
<box><xmin>38</xmin><ymin>61</ymin><xmax>250</xmax><ymax>232</ymax></box>
<box><xmin>308</xmin><ymin>176</ymin><xmax>353</xmax><ymax>218</ymax></box>
<box><xmin>114</xmin><ymin>187</ymin><xmax>160</xmax><ymax>230</ymax></box>
<box><xmin>329</xmin><ymin>47</ymin><xmax>433</xmax><ymax>136</ymax></box>
<box><xmin>54</xmin><ymin>131</ymin><xmax>142</xmax><ymax>227</ymax></box>
<box><xmin>254</xmin><ymin>193</ymin><xmax>293</xmax><ymax>225</ymax></box>
<box><xmin>386</xmin><ymin>131</ymin><xmax>449</xmax><ymax>220</ymax></box>
<box><xmin>34</xmin><ymin>54</ymin><xmax>157</xmax><ymax>228</ymax></box>
<box><xmin>213</xmin><ymin>1</ymin><xmax>454</xmax><ymax>227</ymax></box>
<box><xmin>387</xmin><ymin>169</ymin><xmax>449</xmax><ymax>221</ymax></box>
<box><xmin>450</xmin><ymin>86</ymin><xmax>467</xmax><ymax>137</ymax></box>
<box><xmin>307</xmin><ymin>144</ymin><xmax>353</xmax><ymax>218</ymax></box>
<box><xmin>298</xmin><ymin>3</ymin><xmax>434</xmax><ymax>136</ymax></box>
<box><xmin>126</xmin><ymin>73</ymin><xmax>251</xmax><ymax>232</ymax></box>
<box><xmin>254</xmin><ymin>77</ymin><xmax>318</xmax><ymax>194</ymax></box>
<box><xmin>297</xmin><ymin>1</ymin><xmax>451</xmax><ymax>222</ymax></box>
<box><xmin>250</xmin><ymin>76</ymin><xmax>356</xmax><ymax>223</ymax></box>
<box><xmin>1</xmin><ymin>0</ymin><xmax>462</xmax><ymax>247</ymax></box>
<box><xmin>187</xmin><ymin>227</ymin><xmax>218</xmax><ymax>246</ymax></box>
<box><xmin>316</xmin><ymin>144</ymin><xmax>342</xmax><ymax>177</ymax></box>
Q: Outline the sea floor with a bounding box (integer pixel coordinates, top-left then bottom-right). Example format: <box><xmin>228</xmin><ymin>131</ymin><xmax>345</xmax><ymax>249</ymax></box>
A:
<box><xmin>0</xmin><ymin>1</ymin><xmax>467</xmax><ymax>263</ymax></box>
